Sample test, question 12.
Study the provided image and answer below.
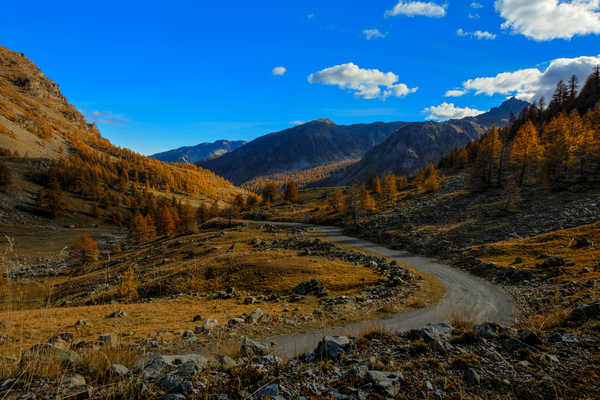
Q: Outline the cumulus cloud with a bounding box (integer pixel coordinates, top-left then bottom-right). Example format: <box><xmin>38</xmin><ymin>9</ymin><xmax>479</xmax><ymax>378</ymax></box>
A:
<box><xmin>446</xmin><ymin>54</ymin><xmax>600</xmax><ymax>101</ymax></box>
<box><xmin>471</xmin><ymin>2</ymin><xmax>484</xmax><ymax>8</ymax></box>
<box><xmin>307</xmin><ymin>62</ymin><xmax>418</xmax><ymax>100</ymax></box>
<box><xmin>445</xmin><ymin>89</ymin><xmax>467</xmax><ymax>97</ymax></box>
<box><xmin>457</xmin><ymin>28</ymin><xmax>497</xmax><ymax>39</ymax></box>
<box><xmin>363</xmin><ymin>28</ymin><xmax>388</xmax><ymax>40</ymax></box>
<box><xmin>424</xmin><ymin>102</ymin><xmax>485</xmax><ymax>120</ymax></box>
<box><xmin>495</xmin><ymin>0</ymin><xmax>600</xmax><ymax>41</ymax></box>
<box><xmin>83</xmin><ymin>110</ymin><xmax>127</xmax><ymax>125</ymax></box>
<box><xmin>385</xmin><ymin>1</ymin><xmax>448</xmax><ymax>17</ymax></box>
<box><xmin>272</xmin><ymin>66</ymin><xmax>287</xmax><ymax>76</ymax></box>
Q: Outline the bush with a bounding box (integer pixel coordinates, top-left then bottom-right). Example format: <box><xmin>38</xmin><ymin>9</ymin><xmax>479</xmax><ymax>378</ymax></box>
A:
<box><xmin>69</xmin><ymin>234</ymin><xmax>99</xmax><ymax>265</ymax></box>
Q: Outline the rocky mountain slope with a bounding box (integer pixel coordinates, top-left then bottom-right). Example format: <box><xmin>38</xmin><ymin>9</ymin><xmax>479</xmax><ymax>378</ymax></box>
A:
<box><xmin>151</xmin><ymin>139</ymin><xmax>246</xmax><ymax>163</ymax></box>
<box><xmin>197</xmin><ymin>119</ymin><xmax>409</xmax><ymax>185</ymax></box>
<box><xmin>0</xmin><ymin>46</ymin><xmax>244</xmax><ymax>228</ymax></box>
<box><xmin>332</xmin><ymin>98</ymin><xmax>529</xmax><ymax>184</ymax></box>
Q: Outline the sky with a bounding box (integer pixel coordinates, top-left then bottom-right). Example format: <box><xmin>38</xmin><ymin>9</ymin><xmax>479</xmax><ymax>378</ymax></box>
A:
<box><xmin>2</xmin><ymin>1</ymin><xmax>600</xmax><ymax>155</ymax></box>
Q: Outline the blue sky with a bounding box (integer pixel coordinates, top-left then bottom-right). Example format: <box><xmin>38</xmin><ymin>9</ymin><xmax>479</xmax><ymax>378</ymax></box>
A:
<box><xmin>2</xmin><ymin>1</ymin><xmax>600</xmax><ymax>154</ymax></box>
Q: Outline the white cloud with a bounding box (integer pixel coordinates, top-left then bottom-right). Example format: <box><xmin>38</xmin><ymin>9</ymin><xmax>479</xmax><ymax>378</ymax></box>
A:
<box><xmin>445</xmin><ymin>89</ymin><xmax>467</xmax><ymax>97</ymax></box>
<box><xmin>307</xmin><ymin>62</ymin><xmax>418</xmax><ymax>100</ymax></box>
<box><xmin>468</xmin><ymin>13</ymin><xmax>481</xmax><ymax>18</ymax></box>
<box><xmin>446</xmin><ymin>54</ymin><xmax>600</xmax><ymax>101</ymax></box>
<box><xmin>457</xmin><ymin>28</ymin><xmax>497</xmax><ymax>39</ymax></box>
<box><xmin>385</xmin><ymin>1</ymin><xmax>448</xmax><ymax>17</ymax></box>
<box><xmin>290</xmin><ymin>120</ymin><xmax>305</xmax><ymax>125</ymax></box>
<box><xmin>272</xmin><ymin>66</ymin><xmax>287</xmax><ymax>76</ymax></box>
<box><xmin>495</xmin><ymin>0</ymin><xmax>600</xmax><ymax>41</ymax></box>
<box><xmin>424</xmin><ymin>102</ymin><xmax>485</xmax><ymax>120</ymax></box>
<box><xmin>471</xmin><ymin>2</ymin><xmax>484</xmax><ymax>8</ymax></box>
<box><xmin>363</xmin><ymin>28</ymin><xmax>388</xmax><ymax>40</ymax></box>
<box><xmin>82</xmin><ymin>110</ymin><xmax>128</xmax><ymax>125</ymax></box>
<box><xmin>307</xmin><ymin>13</ymin><xmax>315</xmax><ymax>20</ymax></box>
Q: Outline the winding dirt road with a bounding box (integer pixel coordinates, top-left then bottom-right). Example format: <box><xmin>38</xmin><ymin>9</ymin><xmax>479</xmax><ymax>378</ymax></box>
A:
<box><xmin>263</xmin><ymin>224</ymin><xmax>514</xmax><ymax>358</ymax></box>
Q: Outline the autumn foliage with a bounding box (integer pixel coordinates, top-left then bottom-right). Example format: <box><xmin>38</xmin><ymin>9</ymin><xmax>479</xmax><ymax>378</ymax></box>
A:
<box><xmin>440</xmin><ymin>69</ymin><xmax>600</xmax><ymax>193</ymax></box>
<box><xmin>119</xmin><ymin>266</ymin><xmax>139</xmax><ymax>300</ymax></box>
<box><xmin>69</xmin><ymin>234</ymin><xmax>99</xmax><ymax>265</ymax></box>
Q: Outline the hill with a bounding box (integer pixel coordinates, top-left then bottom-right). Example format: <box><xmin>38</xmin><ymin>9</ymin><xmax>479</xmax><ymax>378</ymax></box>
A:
<box><xmin>0</xmin><ymin>46</ymin><xmax>246</xmax><ymax>233</ymax></box>
<box><xmin>151</xmin><ymin>139</ymin><xmax>246</xmax><ymax>163</ymax></box>
<box><xmin>197</xmin><ymin>119</ymin><xmax>409</xmax><ymax>185</ymax></box>
<box><xmin>331</xmin><ymin>98</ymin><xmax>528</xmax><ymax>184</ymax></box>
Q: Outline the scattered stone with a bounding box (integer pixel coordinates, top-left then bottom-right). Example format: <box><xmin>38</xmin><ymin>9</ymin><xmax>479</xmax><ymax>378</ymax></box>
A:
<box><xmin>111</xmin><ymin>364</ymin><xmax>129</xmax><ymax>377</ymax></box>
<box><xmin>107</xmin><ymin>310</ymin><xmax>127</xmax><ymax>318</ymax></box>
<box><xmin>315</xmin><ymin>336</ymin><xmax>351</xmax><ymax>359</ymax></box>
<box><xmin>240</xmin><ymin>336</ymin><xmax>268</xmax><ymax>356</ymax></box>
<box><xmin>367</xmin><ymin>370</ymin><xmax>404</xmax><ymax>396</ymax></box>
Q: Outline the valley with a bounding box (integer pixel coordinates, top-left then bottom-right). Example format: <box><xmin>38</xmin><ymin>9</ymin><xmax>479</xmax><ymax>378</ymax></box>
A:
<box><xmin>0</xmin><ymin>41</ymin><xmax>599</xmax><ymax>400</ymax></box>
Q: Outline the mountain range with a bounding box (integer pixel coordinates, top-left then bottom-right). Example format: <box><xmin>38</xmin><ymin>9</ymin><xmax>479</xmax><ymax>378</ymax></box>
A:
<box><xmin>151</xmin><ymin>140</ymin><xmax>246</xmax><ymax>164</ymax></box>
<box><xmin>194</xmin><ymin>99</ymin><xmax>528</xmax><ymax>186</ymax></box>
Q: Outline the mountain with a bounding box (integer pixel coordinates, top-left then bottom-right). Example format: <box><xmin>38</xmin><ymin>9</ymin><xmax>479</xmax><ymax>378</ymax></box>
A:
<box><xmin>331</xmin><ymin>98</ymin><xmax>529</xmax><ymax>185</ymax></box>
<box><xmin>197</xmin><ymin>119</ymin><xmax>409</xmax><ymax>185</ymax></box>
<box><xmin>0</xmin><ymin>46</ymin><xmax>244</xmax><ymax>227</ymax></box>
<box><xmin>151</xmin><ymin>140</ymin><xmax>247</xmax><ymax>163</ymax></box>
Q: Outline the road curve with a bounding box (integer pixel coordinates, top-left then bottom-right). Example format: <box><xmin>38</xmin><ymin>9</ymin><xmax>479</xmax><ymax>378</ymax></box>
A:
<box><xmin>260</xmin><ymin>224</ymin><xmax>514</xmax><ymax>359</ymax></box>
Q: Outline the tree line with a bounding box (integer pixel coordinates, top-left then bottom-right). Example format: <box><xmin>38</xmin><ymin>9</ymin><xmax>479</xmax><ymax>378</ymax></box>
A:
<box><xmin>439</xmin><ymin>68</ymin><xmax>600</xmax><ymax>193</ymax></box>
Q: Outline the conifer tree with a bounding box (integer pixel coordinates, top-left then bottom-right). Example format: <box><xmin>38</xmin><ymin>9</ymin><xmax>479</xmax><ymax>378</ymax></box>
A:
<box><xmin>156</xmin><ymin>206</ymin><xmax>176</xmax><ymax>236</ymax></box>
<box><xmin>381</xmin><ymin>173</ymin><xmax>398</xmax><ymax>206</ymax></box>
<box><xmin>69</xmin><ymin>234</ymin><xmax>99</xmax><ymax>265</ymax></box>
<box><xmin>119</xmin><ymin>266</ymin><xmax>139</xmax><ymax>300</ymax></box>
<box><xmin>360</xmin><ymin>187</ymin><xmax>377</xmax><ymax>213</ymax></box>
<box><xmin>128</xmin><ymin>212</ymin><xmax>148</xmax><ymax>243</ymax></box>
<box><xmin>262</xmin><ymin>182</ymin><xmax>279</xmax><ymax>204</ymax></box>
<box><xmin>283</xmin><ymin>180</ymin><xmax>299</xmax><ymax>203</ymax></box>
<box><xmin>327</xmin><ymin>187</ymin><xmax>345</xmax><ymax>213</ymax></box>
<box><xmin>179</xmin><ymin>203</ymin><xmax>197</xmax><ymax>233</ymax></box>
<box><xmin>509</xmin><ymin>121</ymin><xmax>542</xmax><ymax>187</ymax></box>
<box><xmin>196</xmin><ymin>203</ymin><xmax>211</xmax><ymax>224</ymax></box>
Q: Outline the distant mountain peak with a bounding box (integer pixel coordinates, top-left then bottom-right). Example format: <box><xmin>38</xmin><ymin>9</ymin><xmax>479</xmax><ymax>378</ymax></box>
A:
<box><xmin>307</xmin><ymin>118</ymin><xmax>335</xmax><ymax>125</ymax></box>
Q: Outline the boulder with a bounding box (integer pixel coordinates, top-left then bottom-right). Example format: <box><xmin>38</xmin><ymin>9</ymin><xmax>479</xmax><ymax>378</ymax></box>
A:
<box><xmin>240</xmin><ymin>336</ymin><xmax>269</xmax><ymax>356</ymax></box>
<box><xmin>519</xmin><ymin>330</ymin><xmax>543</xmax><ymax>346</ymax></box>
<box><xmin>315</xmin><ymin>336</ymin><xmax>351</xmax><ymax>359</ymax></box>
<box><xmin>111</xmin><ymin>364</ymin><xmax>129</xmax><ymax>377</ymax></box>
<box><xmin>98</xmin><ymin>333</ymin><xmax>120</xmax><ymax>347</ymax></box>
<box><xmin>464</xmin><ymin>368</ymin><xmax>481</xmax><ymax>385</ymax></box>
<box><xmin>367</xmin><ymin>370</ymin><xmax>404</xmax><ymax>396</ymax></box>
<box><xmin>245</xmin><ymin>308</ymin><xmax>264</xmax><ymax>324</ymax></box>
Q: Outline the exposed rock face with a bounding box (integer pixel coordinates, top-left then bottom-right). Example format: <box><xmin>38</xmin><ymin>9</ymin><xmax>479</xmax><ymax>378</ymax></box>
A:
<box><xmin>332</xmin><ymin>98</ymin><xmax>528</xmax><ymax>184</ymax></box>
<box><xmin>151</xmin><ymin>140</ymin><xmax>247</xmax><ymax>164</ymax></box>
<box><xmin>198</xmin><ymin>119</ymin><xmax>408</xmax><ymax>185</ymax></box>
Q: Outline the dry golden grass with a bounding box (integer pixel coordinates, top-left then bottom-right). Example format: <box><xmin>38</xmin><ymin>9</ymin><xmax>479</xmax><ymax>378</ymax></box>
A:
<box><xmin>0</xmin><ymin>224</ymin><xmax>441</xmax><ymax>355</ymax></box>
<box><xmin>468</xmin><ymin>222</ymin><xmax>600</xmax><ymax>282</ymax></box>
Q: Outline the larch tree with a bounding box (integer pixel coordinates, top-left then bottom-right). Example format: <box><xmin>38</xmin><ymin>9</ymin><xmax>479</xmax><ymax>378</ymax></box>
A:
<box><xmin>69</xmin><ymin>234</ymin><xmax>99</xmax><ymax>266</ymax></box>
<box><xmin>156</xmin><ymin>206</ymin><xmax>176</xmax><ymax>237</ymax></box>
<box><xmin>283</xmin><ymin>180</ymin><xmax>299</xmax><ymax>203</ymax></box>
<box><xmin>119</xmin><ymin>266</ymin><xmax>139</xmax><ymax>300</ymax></box>
<box><xmin>381</xmin><ymin>173</ymin><xmax>398</xmax><ymax>207</ymax></box>
<box><xmin>509</xmin><ymin>121</ymin><xmax>542</xmax><ymax>187</ymax></box>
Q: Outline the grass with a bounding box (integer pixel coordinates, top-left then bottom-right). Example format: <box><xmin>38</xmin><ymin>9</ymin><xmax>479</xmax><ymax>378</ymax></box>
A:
<box><xmin>0</xmin><ymin>223</ymin><xmax>440</xmax><ymax>357</ymax></box>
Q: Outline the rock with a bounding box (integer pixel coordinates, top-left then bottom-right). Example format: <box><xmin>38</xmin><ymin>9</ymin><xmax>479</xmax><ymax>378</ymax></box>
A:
<box><xmin>538</xmin><ymin>257</ymin><xmax>565</xmax><ymax>268</ymax></box>
<box><xmin>547</xmin><ymin>332</ymin><xmax>579</xmax><ymax>343</ymax></box>
<box><xmin>519</xmin><ymin>330</ymin><xmax>543</xmax><ymax>346</ymax></box>
<box><xmin>219</xmin><ymin>356</ymin><xmax>237</xmax><ymax>371</ymax></box>
<box><xmin>174</xmin><ymin>360</ymin><xmax>200</xmax><ymax>378</ymax></box>
<box><xmin>474</xmin><ymin>322</ymin><xmax>511</xmax><ymax>339</ymax></box>
<box><xmin>107</xmin><ymin>310</ymin><xmax>127</xmax><ymax>318</ymax></box>
<box><xmin>21</xmin><ymin>343</ymin><xmax>79</xmax><ymax>367</ymax></box>
<box><xmin>292</xmin><ymin>279</ymin><xmax>328</xmax><ymax>297</ymax></box>
<box><xmin>503</xmin><ymin>338</ymin><xmax>527</xmax><ymax>352</ymax></box>
<box><xmin>565</xmin><ymin>301</ymin><xmax>600</xmax><ymax>324</ymax></box>
<box><xmin>98</xmin><ymin>333</ymin><xmax>120</xmax><ymax>347</ymax></box>
<box><xmin>248</xmin><ymin>382</ymin><xmax>282</xmax><ymax>400</ymax></box>
<box><xmin>63</xmin><ymin>374</ymin><xmax>86</xmax><ymax>388</ymax></box>
<box><xmin>75</xmin><ymin>320</ymin><xmax>90</xmax><ymax>328</ymax></box>
<box><xmin>513</xmin><ymin>257</ymin><xmax>523</xmax><ymax>264</ymax></box>
<box><xmin>465</xmin><ymin>368</ymin><xmax>481</xmax><ymax>385</ymax></box>
<box><xmin>245</xmin><ymin>308</ymin><xmax>264</xmax><ymax>324</ymax></box>
<box><xmin>162</xmin><ymin>395</ymin><xmax>186</xmax><ymax>400</ymax></box>
<box><xmin>228</xmin><ymin>317</ymin><xmax>245</xmax><ymax>327</ymax></box>
<box><xmin>367</xmin><ymin>370</ymin><xmax>404</xmax><ymax>396</ymax></box>
<box><xmin>111</xmin><ymin>364</ymin><xmax>129</xmax><ymax>377</ymax></box>
<box><xmin>244</xmin><ymin>297</ymin><xmax>256</xmax><ymax>305</ymax></box>
<box><xmin>315</xmin><ymin>336</ymin><xmax>351</xmax><ymax>359</ymax></box>
<box><xmin>195</xmin><ymin>319</ymin><xmax>218</xmax><ymax>333</ymax></box>
<box><xmin>408</xmin><ymin>323</ymin><xmax>453</xmax><ymax>341</ymax></box>
<box><xmin>49</xmin><ymin>332</ymin><xmax>75</xmax><ymax>344</ymax></box>
<box><xmin>240</xmin><ymin>336</ymin><xmax>268</xmax><ymax>356</ymax></box>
